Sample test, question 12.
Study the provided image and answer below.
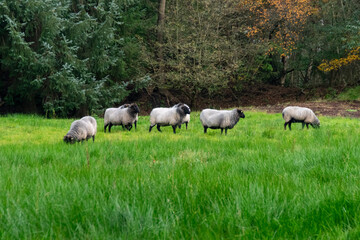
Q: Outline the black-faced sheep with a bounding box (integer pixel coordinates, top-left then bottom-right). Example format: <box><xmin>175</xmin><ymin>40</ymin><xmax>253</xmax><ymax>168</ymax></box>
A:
<box><xmin>282</xmin><ymin>106</ymin><xmax>320</xmax><ymax>130</ymax></box>
<box><xmin>200</xmin><ymin>108</ymin><xmax>245</xmax><ymax>135</ymax></box>
<box><xmin>104</xmin><ymin>103</ymin><xmax>140</xmax><ymax>133</ymax></box>
<box><xmin>172</xmin><ymin>103</ymin><xmax>190</xmax><ymax>129</ymax></box>
<box><xmin>119</xmin><ymin>104</ymin><xmax>139</xmax><ymax>130</ymax></box>
<box><xmin>149</xmin><ymin>103</ymin><xmax>191</xmax><ymax>134</ymax></box>
<box><xmin>63</xmin><ymin>116</ymin><xmax>97</xmax><ymax>143</ymax></box>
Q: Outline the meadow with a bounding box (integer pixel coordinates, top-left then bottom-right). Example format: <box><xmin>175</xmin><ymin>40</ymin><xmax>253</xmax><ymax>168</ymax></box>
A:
<box><xmin>0</xmin><ymin>112</ymin><xmax>360</xmax><ymax>239</ymax></box>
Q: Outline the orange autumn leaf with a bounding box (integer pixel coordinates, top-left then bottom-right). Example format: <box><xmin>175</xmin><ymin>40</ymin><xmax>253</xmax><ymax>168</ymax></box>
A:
<box><xmin>241</xmin><ymin>0</ymin><xmax>316</xmax><ymax>56</ymax></box>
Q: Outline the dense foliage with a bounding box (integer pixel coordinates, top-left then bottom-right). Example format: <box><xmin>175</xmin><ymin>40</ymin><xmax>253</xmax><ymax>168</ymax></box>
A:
<box><xmin>0</xmin><ymin>0</ymin><xmax>359</xmax><ymax>116</ymax></box>
<box><xmin>0</xmin><ymin>0</ymin><xmax>156</xmax><ymax>116</ymax></box>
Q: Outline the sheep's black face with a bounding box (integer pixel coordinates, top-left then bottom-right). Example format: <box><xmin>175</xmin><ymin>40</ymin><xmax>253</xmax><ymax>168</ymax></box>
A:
<box><xmin>237</xmin><ymin>109</ymin><xmax>245</xmax><ymax>118</ymax></box>
<box><xmin>63</xmin><ymin>135</ymin><xmax>76</xmax><ymax>144</ymax></box>
<box><xmin>130</xmin><ymin>103</ymin><xmax>140</xmax><ymax>113</ymax></box>
<box><xmin>182</xmin><ymin>105</ymin><xmax>191</xmax><ymax>114</ymax></box>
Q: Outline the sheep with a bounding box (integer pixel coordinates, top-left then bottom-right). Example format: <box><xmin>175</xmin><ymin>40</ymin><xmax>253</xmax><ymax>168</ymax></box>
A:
<box><xmin>104</xmin><ymin>103</ymin><xmax>140</xmax><ymax>133</ymax></box>
<box><xmin>200</xmin><ymin>108</ymin><xmax>245</xmax><ymax>135</ymax></box>
<box><xmin>80</xmin><ymin>116</ymin><xmax>97</xmax><ymax>140</ymax></box>
<box><xmin>119</xmin><ymin>104</ymin><xmax>139</xmax><ymax>130</ymax></box>
<box><xmin>282</xmin><ymin>106</ymin><xmax>320</xmax><ymax>130</ymax></box>
<box><xmin>63</xmin><ymin>116</ymin><xmax>97</xmax><ymax>143</ymax></box>
<box><xmin>172</xmin><ymin>103</ymin><xmax>190</xmax><ymax>129</ymax></box>
<box><xmin>149</xmin><ymin>103</ymin><xmax>191</xmax><ymax>134</ymax></box>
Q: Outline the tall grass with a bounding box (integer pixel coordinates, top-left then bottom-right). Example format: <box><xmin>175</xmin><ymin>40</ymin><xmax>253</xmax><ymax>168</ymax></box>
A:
<box><xmin>0</xmin><ymin>112</ymin><xmax>359</xmax><ymax>239</ymax></box>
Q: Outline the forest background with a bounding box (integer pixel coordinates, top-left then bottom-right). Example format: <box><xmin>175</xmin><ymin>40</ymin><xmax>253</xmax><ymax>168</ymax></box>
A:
<box><xmin>0</xmin><ymin>0</ymin><xmax>359</xmax><ymax>117</ymax></box>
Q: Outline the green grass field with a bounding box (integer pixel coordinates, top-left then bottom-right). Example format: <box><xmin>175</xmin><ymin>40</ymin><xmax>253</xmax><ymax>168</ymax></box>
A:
<box><xmin>0</xmin><ymin>112</ymin><xmax>360</xmax><ymax>239</ymax></box>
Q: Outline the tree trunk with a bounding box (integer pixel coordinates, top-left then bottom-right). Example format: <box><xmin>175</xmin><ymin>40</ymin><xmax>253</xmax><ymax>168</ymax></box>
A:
<box><xmin>280</xmin><ymin>55</ymin><xmax>287</xmax><ymax>86</ymax></box>
<box><xmin>304</xmin><ymin>59</ymin><xmax>313</xmax><ymax>84</ymax></box>
<box><xmin>157</xmin><ymin>0</ymin><xmax>166</xmax><ymax>84</ymax></box>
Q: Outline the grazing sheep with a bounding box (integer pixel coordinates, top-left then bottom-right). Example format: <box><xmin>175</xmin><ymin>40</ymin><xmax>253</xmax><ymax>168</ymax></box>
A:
<box><xmin>104</xmin><ymin>103</ymin><xmax>140</xmax><ymax>133</ymax></box>
<box><xmin>173</xmin><ymin>103</ymin><xmax>191</xmax><ymax>129</ymax></box>
<box><xmin>80</xmin><ymin>116</ymin><xmax>97</xmax><ymax>141</ymax></box>
<box><xmin>149</xmin><ymin>103</ymin><xmax>191</xmax><ymax>134</ymax></box>
<box><xmin>200</xmin><ymin>108</ymin><xmax>245</xmax><ymax>135</ymax></box>
<box><xmin>282</xmin><ymin>106</ymin><xmax>320</xmax><ymax>130</ymax></box>
<box><xmin>63</xmin><ymin>116</ymin><xmax>97</xmax><ymax>143</ymax></box>
<box><xmin>119</xmin><ymin>104</ymin><xmax>139</xmax><ymax>130</ymax></box>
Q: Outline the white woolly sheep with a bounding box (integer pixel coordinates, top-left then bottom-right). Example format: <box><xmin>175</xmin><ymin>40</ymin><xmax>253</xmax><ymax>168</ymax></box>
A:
<box><xmin>63</xmin><ymin>116</ymin><xmax>97</xmax><ymax>143</ymax></box>
<box><xmin>172</xmin><ymin>103</ymin><xmax>190</xmax><ymax>129</ymax></box>
<box><xmin>149</xmin><ymin>103</ymin><xmax>191</xmax><ymax>134</ymax></box>
<box><xmin>282</xmin><ymin>106</ymin><xmax>320</xmax><ymax>130</ymax></box>
<box><xmin>104</xmin><ymin>103</ymin><xmax>140</xmax><ymax>133</ymax></box>
<box><xmin>80</xmin><ymin>116</ymin><xmax>97</xmax><ymax>139</ymax></box>
<box><xmin>200</xmin><ymin>108</ymin><xmax>245</xmax><ymax>135</ymax></box>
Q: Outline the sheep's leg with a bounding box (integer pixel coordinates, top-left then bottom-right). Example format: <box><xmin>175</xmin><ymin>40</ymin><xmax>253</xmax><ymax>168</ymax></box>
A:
<box><xmin>92</xmin><ymin>136</ymin><xmax>95</xmax><ymax>142</ymax></box>
<box><xmin>109</xmin><ymin>123</ymin><xmax>113</xmax><ymax>133</ymax></box>
<box><xmin>157</xmin><ymin>125</ymin><xmax>162</xmax><ymax>132</ymax></box>
<box><xmin>185</xmin><ymin>122</ymin><xmax>188</xmax><ymax>130</ymax></box>
<box><xmin>178</xmin><ymin>124</ymin><xmax>181</xmax><ymax>129</ymax></box>
<box><xmin>172</xmin><ymin>125</ymin><xmax>177</xmax><ymax>134</ymax></box>
<box><xmin>306</xmin><ymin>123</ymin><xmax>309</xmax><ymax>129</ymax></box>
<box><xmin>302</xmin><ymin>122</ymin><xmax>305</xmax><ymax>129</ymax></box>
<box><xmin>225</xmin><ymin>128</ymin><xmax>228</xmax><ymax>135</ymax></box>
<box><xmin>149</xmin><ymin>125</ymin><xmax>154</xmax><ymax>132</ymax></box>
<box><xmin>134</xmin><ymin>121</ymin><xmax>137</xmax><ymax>130</ymax></box>
<box><xmin>221</xmin><ymin>128</ymin><xmax>224</xmax><ymax>134</ymax></box>
<box><xmin>126</xmin><ymin>124</ymin><xmax>132</xmax><ymax>131</ymax></box>
<box><xmin>288</xmin><ymin>122</ymin><xmax>292</xmax><ymax>131</ymax></box>
<box><xmin>204</xmin><ymin>126</ymin><xmax>208</xmax><ymax>134</ymax></box>
<box><xmin>104</xmin><ymin>123</ymin><xmax>108</xmax><ymax>133</ymax></box>
<box><xmin>284</xmin><ymin>122</ymin><xmax>287</xmax><ymax>130</ymax></box>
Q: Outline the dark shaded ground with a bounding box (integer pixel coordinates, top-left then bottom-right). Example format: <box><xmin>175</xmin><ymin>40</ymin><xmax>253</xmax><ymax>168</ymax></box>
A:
<box><xmin>238</xmin><ymin>84</ymin><xmax>360</xmax><ymax>117</ymax></box>
<box><xmin>242</xmin><ymin>101</ymin><xmax>360</xmax><ymax>118</ymax></box>
<box><xmin>134</xmin><ymin>84</ymin><xmax>359</xmax><ymax>117</ymax></box>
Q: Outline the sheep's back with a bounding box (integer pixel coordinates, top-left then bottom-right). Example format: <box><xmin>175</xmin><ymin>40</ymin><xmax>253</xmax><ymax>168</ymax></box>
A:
<box><xmin>282</xmin><ymin>106</ymin><xmax>315</xmax><ymax>123</ymax></box>
<box><xmin>200</xmin><ymin>109</ymin><xmax>231</xmax><ymax>128</ymax></box>
<box><xmin>81</xmin><ymin>116</ymin><xmax>97</xmax><ymax>135</ymax></box>
<box><xmin>104</xmin><ymin>108</ymin><xmax>118</xmax><ymax>124</ymax></box>
<box><xmin>150</xmin><ymin>108</ymin><xmax>179</xmax><ymax>125</ymax></box>
<box><xmin>106</xmin><ymin>108</ymin><xmax>130</xmax><ymax>125</ymax></box>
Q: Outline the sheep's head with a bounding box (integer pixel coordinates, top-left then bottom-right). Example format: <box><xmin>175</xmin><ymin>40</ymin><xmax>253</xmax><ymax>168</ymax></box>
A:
<box><xmin>313</xmin><ymin>118</ymin><xmax>320</xmax><ymax>128</ymax></box>
<box><xmin>181</xmin><ymin>104</ymin><xmax>191</xmax><ymax>114</ymax></box>
<box><xmin>63</xmin><ymin>135</ymin><xmax>76</xmax><ymax>144</ymax></box>
<box><xmin>130</xmin><ymin>103</ymin><xmax>140</xmax><ymax>113</ymax></box>
<box><xmin>237</xmin><ymin>109</ymin><xmax>245</xmax><ymax>118</ymax></box>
